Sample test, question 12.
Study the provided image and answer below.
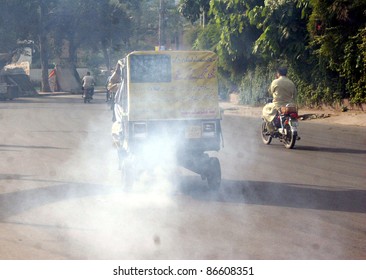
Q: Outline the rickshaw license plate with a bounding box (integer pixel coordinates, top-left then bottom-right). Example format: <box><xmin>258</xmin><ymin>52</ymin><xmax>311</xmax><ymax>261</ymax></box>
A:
<box><xmin>185</xmin><ymin>126</ymin><xmax>202</xmax><ymax>138</ymax></box>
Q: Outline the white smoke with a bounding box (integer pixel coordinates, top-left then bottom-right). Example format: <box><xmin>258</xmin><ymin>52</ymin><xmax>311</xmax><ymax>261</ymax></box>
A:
<box><xmin>47</xmin><ymin>95</ymin><xmax>182</xmax><ymax>259</ymax></box>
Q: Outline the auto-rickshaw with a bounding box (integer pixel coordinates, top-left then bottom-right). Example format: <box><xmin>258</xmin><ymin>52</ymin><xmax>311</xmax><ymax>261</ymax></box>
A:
<box><xmin>110</xmin><ymin>50</ymin><xmax>223</xmax><ymax>190</ymax></box>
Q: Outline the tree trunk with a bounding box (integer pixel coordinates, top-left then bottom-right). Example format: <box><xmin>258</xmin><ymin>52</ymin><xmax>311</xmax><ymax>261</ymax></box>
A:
<box><xmin>68</xmin><ymin>37</ymin><xmax>78</xmax><ymax>67</ymax></box>
<box><xmin>67</xmin><ymin>37</ymin><xmax>82</xmax><ymax>84</ymax></box>
<box><xmin>39</xmin><ymin>0</ymin><xmax>51</xmax><ymax>92</ymax></box>
<box><xmin>102</xmin><ymin>47</ymin><xmax>110</xmax><ymax>70</ymax></box>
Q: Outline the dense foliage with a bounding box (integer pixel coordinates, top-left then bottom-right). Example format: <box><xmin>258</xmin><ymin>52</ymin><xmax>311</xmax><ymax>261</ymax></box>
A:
<box><xmin>181</xmin><ymin>0</ymin><xmax>366</xmax><ymax>105</ymax></box>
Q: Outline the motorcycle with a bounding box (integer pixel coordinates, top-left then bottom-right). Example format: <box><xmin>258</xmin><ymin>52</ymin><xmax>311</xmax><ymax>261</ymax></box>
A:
<box><xmin>261</xmin><ymin>102</ymin><xmax>301</xmax><ymax>149</ymax></box>
<box><xmin>83</xmin><ymin>87</ymin><xmax>94</xmax><ymax>103</ymax></box>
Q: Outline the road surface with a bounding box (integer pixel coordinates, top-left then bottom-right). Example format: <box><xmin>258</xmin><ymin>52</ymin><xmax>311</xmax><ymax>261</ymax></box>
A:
<box><xmin>0</xmin><ymin>94</ymin><xmax>365</xmax><ymax>259</ymax></box>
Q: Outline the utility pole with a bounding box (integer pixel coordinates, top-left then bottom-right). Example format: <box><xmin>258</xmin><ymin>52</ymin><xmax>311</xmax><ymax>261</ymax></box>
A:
<box><xmin>158</xmin><ymin>0</ymin><xmax>165</xmax><ymax>50</ymax></box>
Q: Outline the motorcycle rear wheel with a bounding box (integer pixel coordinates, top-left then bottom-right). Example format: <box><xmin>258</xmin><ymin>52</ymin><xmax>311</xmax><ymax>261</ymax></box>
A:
<box><xmin>84</xmin><ymin>95</ymin><xmax>91</xmax><ymax>103</ymax></box>
<box><xmin>261</xmin><ymin>120</ymin><xmax>272</xmax><ymax>145</ymax></box>
<box><xmin>283</xmin><ymin>125</ymin><xmax>297</xmax><ymax>149</ymax></box>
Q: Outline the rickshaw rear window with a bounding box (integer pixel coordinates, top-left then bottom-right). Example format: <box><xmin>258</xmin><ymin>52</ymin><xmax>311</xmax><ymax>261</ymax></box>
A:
<box><xmin>130</xmin><ymin>54</ymin><xmax>171</xmax><ymax>83</ymax></box>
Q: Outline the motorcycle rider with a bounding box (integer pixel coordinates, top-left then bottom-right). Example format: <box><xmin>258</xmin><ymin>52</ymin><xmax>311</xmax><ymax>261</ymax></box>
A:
<box><xmin>109</xmin><ymin>60</ymin><xmax>127</xmax><ymax>151</ymax></box>
<box><xmin>107</xmin><ymin>62</ymin><xmax>123</xmax><ymax>122</ymax></box>
<box><xmin>105</xmin><ymin>69</ymin><xmax>114</xmax><ymax>102</ymax></box>
<box><xmin>262</xmin><ymin>67</ymin><xmax>297</xmax><ymax>132</ymax></box>
<box><xmin>81</xmin><ymin>71</ymin><xmax>95</xmax><ymax>98</ymax></box>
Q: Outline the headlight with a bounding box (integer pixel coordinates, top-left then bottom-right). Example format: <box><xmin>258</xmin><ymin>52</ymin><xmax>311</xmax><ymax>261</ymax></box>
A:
<box><xmin>132</xmin><ymin>122</ymin><xmax>147</xmax><ymax>138</ymax></box>
<box><xmin>202</xmin><ymin>122</ymin><xmax>216</xmax><ymax>137</ymax></box>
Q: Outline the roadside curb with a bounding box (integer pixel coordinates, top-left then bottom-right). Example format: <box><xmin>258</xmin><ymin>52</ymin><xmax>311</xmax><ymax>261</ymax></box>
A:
<box><xmin>36</xmin><ymin>89</ymin><xmax>105</xmax><ymax>97</ymax></box>
<box><xmin>220</xmin><ymin>101</ymin><xmax>366</xmax><ymax>127</ymax></box>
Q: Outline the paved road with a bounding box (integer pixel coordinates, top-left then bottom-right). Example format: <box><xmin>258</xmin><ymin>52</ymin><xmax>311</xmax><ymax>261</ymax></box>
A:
<box><xmin>0</xmin><ymin>94</ymin><xmax>365</xmax><ymax>259</ymax></box>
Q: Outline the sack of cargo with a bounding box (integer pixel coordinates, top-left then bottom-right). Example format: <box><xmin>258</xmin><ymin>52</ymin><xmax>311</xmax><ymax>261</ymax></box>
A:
<box><xmin>280</xmin><ymin>104</ymin><xmax>297</xmax><ymax>114</ymax></box>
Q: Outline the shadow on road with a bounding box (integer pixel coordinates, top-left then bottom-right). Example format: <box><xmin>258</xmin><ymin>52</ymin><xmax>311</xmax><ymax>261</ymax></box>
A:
<box><xmin>0</xmin><ymin>95</ymin><xmax>106</xmax><ymax>105</ymax></box>
<box><xmin>0</xmin><ymin>144</ymin><xmax>68</xmax><ymax>150</ymax></box>
<box><xmin>295</xmin><ymin>145</ymin><xmax>366</xmax><ymax>154</ymax></box>
<box><xmin>179</xmin><ymin>176</ymin><xmax>366</xmax><ymax>213</ymax></box>
<box><xmin>0</xmin><ymin>179</ymin><xmax>115</xmax><ymax>221</ymax></box>
<box><xmin>1</xmin><ymin>174</ymin><xmax>365</xmax><ymax>224</ymax></box>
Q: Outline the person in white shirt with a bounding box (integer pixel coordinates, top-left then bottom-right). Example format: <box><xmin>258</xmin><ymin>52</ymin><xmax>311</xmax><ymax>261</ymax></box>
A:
<box><xmin>81</xmin><ymin>71</ymin><xmax>95</xmax><ymax>98</ymax></box>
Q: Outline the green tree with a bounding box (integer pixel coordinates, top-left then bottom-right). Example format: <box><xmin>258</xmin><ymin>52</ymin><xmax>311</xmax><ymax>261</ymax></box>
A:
<box><xmin>246</xmin><ymin>0</ymin><xmax>313</xmax><ymax>104</ymax></box>
<box><xmin>126</xmin><ymin>0</ymin><xmax>182</xmax><ymax>51</ymax></box>
<box><xmin>0</xmin><ymin>0</ymin><xmax>134</xmax><ymax>90</ymax></box>
<box><xmin>0</xmin><ymin>0</ymin><xmax>55</xmax><ymax>91</ymax></box>
<box><xmin>0</xmin><ymin>0</ymin><xmax>40</xmax><ymax>52</ymax></box>
<box><xmin>49</xmin><ymin>0</ymin><xmax>132</xmax><ymax>69</ymax></box>
<box><xmin>178</xmin><ymin>0</ymin><xmax>211</xmax><ymax>25</ymax></box>
<box><xmin>210</xmin><ymin>0</ymin><xmax>262</xmax><ymax>77</ymax></box>
<box><xmin>209</xmin><ymin>0</ymin><xmax>265</xmax><ymax>102</ymax></box>
<box><xmin>250</xmin><ymin>0</ymin><xmax>310</xmax><ymax>63</ymax></box>
<box><xmin>308</xmin><ymin>0</ymin><xmax>366</xmax><ymax>104</ymax></box>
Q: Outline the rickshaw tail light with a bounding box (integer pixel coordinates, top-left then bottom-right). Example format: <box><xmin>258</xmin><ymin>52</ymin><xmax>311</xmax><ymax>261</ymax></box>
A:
<box><xmin>133</xmin><ymin>122</ymin><xmax>147</xmax><ymax>138</ymax></box>
<box><xmin>202</xmin><ymin>122</ymin><xmax>216</xmax><ymax>137</ymax></box>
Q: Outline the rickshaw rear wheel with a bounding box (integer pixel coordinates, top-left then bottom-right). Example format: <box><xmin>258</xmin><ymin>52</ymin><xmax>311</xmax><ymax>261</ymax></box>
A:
<box><xmin>121</xmin><ymin>159</ymin><xmax>134</xmax><ymax>190</ymax></box>
<box><xmin>206</xmin><ymin>157</ymin><xmax>221</xmax><ymax>190</ymax></box>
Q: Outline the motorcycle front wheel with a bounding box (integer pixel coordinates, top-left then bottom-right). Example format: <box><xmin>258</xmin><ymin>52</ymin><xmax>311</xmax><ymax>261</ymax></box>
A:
<box><xmin>283</xmin><ymin>125</ymin><xmax>297</xmax><ymax>149</ymax></box>
<box><xmin>261</xmin><ymin>120</ymin><xmax>272</xmax><ymax>145</ymax></box>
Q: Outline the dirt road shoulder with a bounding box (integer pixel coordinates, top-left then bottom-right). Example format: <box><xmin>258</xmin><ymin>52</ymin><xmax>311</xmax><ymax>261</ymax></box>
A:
<box><xmin>220</xmin><ymin>102</ymin><xmax>366</xmax><ymax>127</ymax></box>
